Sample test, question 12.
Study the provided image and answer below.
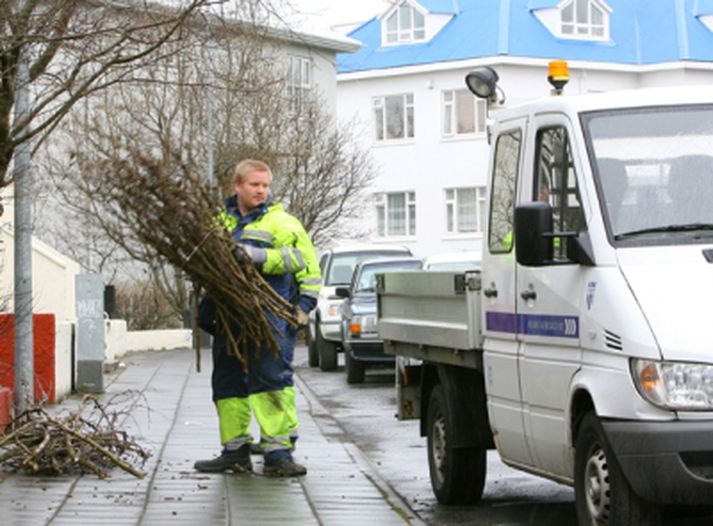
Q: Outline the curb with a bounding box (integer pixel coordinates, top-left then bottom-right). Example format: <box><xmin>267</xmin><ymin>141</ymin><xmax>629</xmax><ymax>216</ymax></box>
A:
<box><xmin>295</xmin><ymin>375</ymin><xmax>427</xmax><ymax>526</ymax></box>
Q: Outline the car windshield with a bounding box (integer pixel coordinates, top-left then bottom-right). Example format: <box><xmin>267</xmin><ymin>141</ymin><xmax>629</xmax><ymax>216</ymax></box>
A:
<box><xmin>582</xmin><ymin>104</ymin><xmax>713</xmax><ymax>243</ymax></box>
<box><xmin>326</xmin><ymin>251</ymin><xmax>410</xmax><ymax>285</ymax></box>
<box><xmin>354</xmin><ymin>261</ymin><xmax>421</xmax><ymax>293</ymax></box>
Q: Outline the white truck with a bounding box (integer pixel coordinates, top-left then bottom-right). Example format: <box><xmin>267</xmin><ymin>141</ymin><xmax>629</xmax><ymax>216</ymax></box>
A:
<box><xmin>377</xmin><ymin>67</ymin><xmax>713</xmax><ymax>526</ymax></box>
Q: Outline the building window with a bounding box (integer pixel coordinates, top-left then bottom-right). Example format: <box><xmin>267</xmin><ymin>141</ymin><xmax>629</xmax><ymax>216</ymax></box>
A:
<box><xmin>446</xmin><ymin>187</ymin><xmax>487</xmax><ymax>234</ymax></box>
<box><xmin>384</xmin><ymin>1</ymin><xmax>426</xmax><ymax>44</ymax></box>
<box><xmin>288</xmin><ymin>56</ymin><xmax>311</xmax><ymax>103</ymax></box>
<box><xmin>375</xmin><ymin>192</ymin><xmax>416</xmax><ymax>237</ymax></box>
<box><xmin>443</xmin><ymin>90</ymin><xmax>487</xmax><ymax>137</ymax></box>
<box><xmin>374</xmin><ymin>94</ymin><xmax>414</xmax><ymax>141</ymax></box>
<box><xmin>561</xmin><ymin>0</ymin><xmax>608</xmax><ymax>39</ymax></box>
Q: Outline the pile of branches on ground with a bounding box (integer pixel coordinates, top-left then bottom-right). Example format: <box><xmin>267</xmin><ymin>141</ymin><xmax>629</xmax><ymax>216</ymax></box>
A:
<box><xmin>72</xmin><ymin>149</ymin><xmax>296</xmax><ymax>364</ymax></box>
<box><xmin>0</xmin><ymin>396</ymin><xmax>149</xmax><ymax>479</ymax></box>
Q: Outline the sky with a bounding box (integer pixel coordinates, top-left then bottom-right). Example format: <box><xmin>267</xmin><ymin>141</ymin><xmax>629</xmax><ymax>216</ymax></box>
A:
<box><xmin>289</xmin><ymin>0</ymin><xmax>391</xmax><ymax>32</ymax></box>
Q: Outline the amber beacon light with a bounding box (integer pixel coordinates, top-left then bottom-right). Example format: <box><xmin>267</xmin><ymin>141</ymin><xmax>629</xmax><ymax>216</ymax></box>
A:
<box><xmin>547</xmin><ymin>60</ymin><xmax>570</xmax><ymax>95</ymax></box>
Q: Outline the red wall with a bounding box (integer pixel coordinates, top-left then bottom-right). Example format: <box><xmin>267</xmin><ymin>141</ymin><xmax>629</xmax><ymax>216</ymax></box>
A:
<box><xmin>0</xmin><ymin>314</ymin><xmax>57</xmax><ymax>404</ymax></box>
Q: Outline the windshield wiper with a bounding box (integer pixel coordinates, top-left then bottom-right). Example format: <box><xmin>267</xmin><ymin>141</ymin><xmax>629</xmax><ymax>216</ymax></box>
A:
<box><xmin>615</xmin><ymin>223</ymin><xmax>713</xmax><ymax>240</ymax></box>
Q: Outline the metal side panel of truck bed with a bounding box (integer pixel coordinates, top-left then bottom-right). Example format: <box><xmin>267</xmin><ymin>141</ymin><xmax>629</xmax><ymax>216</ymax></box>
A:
<box><xmin>376</xmin><ymin>270</ymin><xmax>483</xmax><ymax>354</ymax></box>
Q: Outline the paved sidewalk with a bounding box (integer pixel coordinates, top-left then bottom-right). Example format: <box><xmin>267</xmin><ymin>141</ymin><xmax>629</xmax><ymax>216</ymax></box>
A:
<box><xmin>0</xmin><ymin>348</ymin><xmax>422</xmax><ymax>525</ymax></box>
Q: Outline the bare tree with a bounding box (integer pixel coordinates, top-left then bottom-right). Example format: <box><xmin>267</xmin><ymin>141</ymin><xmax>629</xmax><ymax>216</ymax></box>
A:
<box><xmin>0</xmin><ymin>0</ymin><xmax>225</xmax><ymax>191</ymax></box>
<box><xmin>41</xmin><ymin>13</ymin><xmax>373</xmax><ymax>324</ymax></box>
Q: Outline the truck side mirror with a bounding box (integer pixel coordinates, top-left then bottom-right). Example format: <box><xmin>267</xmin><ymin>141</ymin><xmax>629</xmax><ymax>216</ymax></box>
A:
<box><xmin>515</xmin><ymin>202</ymin><xmax>596</xmax><ymax>267</ymax></box>
<box><xmin>515</xmin><ymin>202</ymin><xmax>554</xmax><ymax>267</ymax></box>
<box><xmin>334</xmin><ymin>287</ymin><xmax>351</xmax><ymax>299</ymax></box>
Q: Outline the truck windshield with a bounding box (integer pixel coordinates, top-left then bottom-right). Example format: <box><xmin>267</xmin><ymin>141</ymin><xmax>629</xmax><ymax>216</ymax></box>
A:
<box><xmin>582</xmin><ymin>104</ymin><xmax>713</xmax><ymax>243</ymax></box>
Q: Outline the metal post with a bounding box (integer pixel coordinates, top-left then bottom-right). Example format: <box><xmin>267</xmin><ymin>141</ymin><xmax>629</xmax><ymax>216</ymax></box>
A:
<box><xmin>13</xmin><ymin>30</ymin><xmax>34</xmax><ymax>415</ymax></box>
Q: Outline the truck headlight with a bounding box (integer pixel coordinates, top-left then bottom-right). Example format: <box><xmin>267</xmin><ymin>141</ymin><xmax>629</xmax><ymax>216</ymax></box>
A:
<box><xmin>632</xmin><ymin>359</ymin><xmax>713</xmax><ymax>410</ymax></box>
<box><xmin>349</xmin><ymin>315</ymin><xmax>377</xmax><ymax>338</ymax></box>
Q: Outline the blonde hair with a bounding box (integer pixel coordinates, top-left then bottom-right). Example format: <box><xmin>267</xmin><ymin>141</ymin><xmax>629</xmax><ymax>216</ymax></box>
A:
<box><xmin>233</xmin><ymin>159</ymin><xmax>273</xmax><ymax>185</ymax></box>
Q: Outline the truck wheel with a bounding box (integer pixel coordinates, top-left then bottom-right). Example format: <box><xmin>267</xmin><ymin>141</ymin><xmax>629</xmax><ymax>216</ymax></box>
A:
<box><xmin>307</xmin><ymin>324</ymin><xmax>319</xmax><ymax>368</ymax></box>
<box><xmin>575</xmin><ymin>412</ymin><xmax>661</xmax><ymax>526</ymax></box>
<box><xmin>317</xmin><ymin>324</ymin><xmax>338</xmax><ymax>372</ymax></box>
<box><xmin>345</xmin><ymin>350</ymin><xmax>365</xmax><ymax>384</ymax></box>
<box><xmin>426</xmin><ymin>384</ymin><xmax>486</xmax><ymax>505</ymax></box>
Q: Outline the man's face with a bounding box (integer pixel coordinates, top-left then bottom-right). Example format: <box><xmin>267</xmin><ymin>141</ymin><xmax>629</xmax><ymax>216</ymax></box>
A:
<box><xmin>235</xmin><ymin>169</ymin><xmax>270</xmax><ymax>211</ymax></box>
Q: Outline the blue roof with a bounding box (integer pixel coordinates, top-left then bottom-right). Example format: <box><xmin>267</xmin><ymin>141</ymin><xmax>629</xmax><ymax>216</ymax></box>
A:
<box><xmin>416</xmin><ymin>0</ymin><xmax>459</xmax><ymax>14</ymax></box>
<box><xmin>694</xmin><ymin>0</ymin><xmax>713</xmax><ymax>15</ymax></box>
<box><xmin>338</xmin><ymin>0</ymin><xmax>713</xmax><ymax>73</ymax></box>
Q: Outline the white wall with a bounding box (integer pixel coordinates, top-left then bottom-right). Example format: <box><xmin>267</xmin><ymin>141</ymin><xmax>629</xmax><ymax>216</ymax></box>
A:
<box><xmin>55</xmin><ymin>320</ymin><xmax>74</xmax><ymax>402</ymax></box>
<box><xmin>125</xmin><ymin>329</ymin><xmax>192</xmax><ymax>352</ymax></box>
<box><xmin>0</xmin><ymin>224</ymin><xmax>81</xmax><ymax>320</ymax></box>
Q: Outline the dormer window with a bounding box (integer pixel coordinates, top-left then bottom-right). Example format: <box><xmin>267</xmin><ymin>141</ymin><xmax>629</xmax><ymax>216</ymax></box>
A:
<box><xmin>560</xmin><ymin>0</ymin><xmax>608</xmax><ymax>39</ymax></box>
<box><xmin>384</xmin><ymin>1</ymin><xmax>426</xmax><ymax>44</ymax></box>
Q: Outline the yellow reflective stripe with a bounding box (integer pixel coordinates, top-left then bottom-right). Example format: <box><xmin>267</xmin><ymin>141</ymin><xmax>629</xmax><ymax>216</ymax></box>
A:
<box><xmin>301</xmin><ymin>278</ymin><xmax>321</xmax><ymax>285</ymax></box>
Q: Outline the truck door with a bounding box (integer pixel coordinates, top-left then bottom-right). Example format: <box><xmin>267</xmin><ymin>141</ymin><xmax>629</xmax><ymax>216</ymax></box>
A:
<box><xmin>517</xmin><ymin>118</ymin><xmax>586</xmax><ymax>477</ymax></box>
<box><xmin>481</xmin><ymin>119</ymin><xmax>534</xmax><ymax>467</ymax></box>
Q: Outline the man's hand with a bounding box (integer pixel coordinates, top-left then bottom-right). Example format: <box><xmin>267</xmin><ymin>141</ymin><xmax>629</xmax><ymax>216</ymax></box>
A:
<box><xmin>296</xmin><ymin>307</ymin><xmax>309</xmax><ymax>328</ymax></box>
<box><xmin>232</xmin><ymin>244</ymin><xmax>267</xmax><ymax>265</ymax></box>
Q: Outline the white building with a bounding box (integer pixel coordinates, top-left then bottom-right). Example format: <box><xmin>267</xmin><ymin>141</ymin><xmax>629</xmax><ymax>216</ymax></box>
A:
<box><xmin>337</xmin><ymin>0</ymin><xmax>713</xmax><ymax>258</ymax></box>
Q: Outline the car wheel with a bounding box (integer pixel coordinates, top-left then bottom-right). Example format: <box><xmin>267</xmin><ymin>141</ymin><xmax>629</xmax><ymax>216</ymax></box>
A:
<box><xmin>575</xmin><ymin>412</ymin><xmax>661</xmax><ymax>526</ymax></box>
<box><xmin>345</xmin><ymin>349</ymin><xmax>365</xmax><ymax>384</ymax></box>
<box><xmin>307</xmin><ymin>323</ymin><xmax>319</xmax><ymax>368</ymax></box>
<box><xmin>427</xmin><ymin>383</ymin><xmax>486</xmax><ymax>505</ymax></box>
<box><xmin>317</xmin><ymin>323</ymin><xmax>338</xmax><ymax>372</ymax></box>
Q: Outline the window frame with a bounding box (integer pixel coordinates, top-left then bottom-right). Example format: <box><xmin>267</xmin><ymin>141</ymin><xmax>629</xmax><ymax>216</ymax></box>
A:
<box><xmin>383</xmin><ymin>0</ymin><xmax>427</xmax><ymax>45</ymax></box>
<box><xmin>559</xmin><ymin>0</ymin><xmax>610</xmax><ymax>41</ymax></box>
<box><xmin>288</xmin><ymin>55</ymin><xmax>312</xmax><ymax>104</ymax></box>
<box><xmin>445</xmin><ymin>186</ymin><xmax>487</xmax><ymax>235</ymax></box>
<box><xmin>374</xmin><ymin>191</ymin><xmax>416</xmax><ymax>238</ymax></box>
<box><xmin>373</xmin><ymin>93</ymin><xmax>415</xmax><ymax>142</ymax></box>
<box><xmin>442</xmin><ymin>89</ymin><xmax>487</xmax><ymax>138</ymax></box>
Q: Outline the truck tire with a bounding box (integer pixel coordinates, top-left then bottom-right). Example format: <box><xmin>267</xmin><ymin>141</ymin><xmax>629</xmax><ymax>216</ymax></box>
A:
<box><xmin>307</xmin><ymin>324</ymin><xmax>319</xmax><ymax>368</ymax></box>
<box><xmin>317</xmin><ymin>323</ymin><xmax>338</xmax><ymax>372</ymax></box>
<box><xmin>345</xmin><ymin>350</ymin><xmax>365</xmax><ymax>384</ymax></box>
<box><xmin>426</xmin><ymin>383</ymin><xmax>486</xmax><ymax>505</ymax></box>
<box><xmin>575</xmin><ymin>412</ymin><xmax>661</xmax><ymax>526</ymax></box>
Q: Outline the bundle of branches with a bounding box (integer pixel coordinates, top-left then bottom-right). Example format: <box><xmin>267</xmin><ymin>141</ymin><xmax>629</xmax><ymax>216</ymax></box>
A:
<box><xmin>72</xmin><ymin>148</ymin><xmax>295</xmax><ymax>362</ymax></box>
<box><xmin>0</xmin><ymin>396</ymin><xmax>149</xmax><ymax>478</ymax></box>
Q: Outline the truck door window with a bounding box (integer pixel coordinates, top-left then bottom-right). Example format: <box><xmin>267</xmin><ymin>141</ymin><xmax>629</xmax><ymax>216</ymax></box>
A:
<box><xmin>489</xmin><ymin>129</ymin><xmax>522</xmax><ymax>253</ymax></box>
<box><xmin>535</xmin><ymin>126</ymin><xmax>585</xmax><ymax>259</ymax></box>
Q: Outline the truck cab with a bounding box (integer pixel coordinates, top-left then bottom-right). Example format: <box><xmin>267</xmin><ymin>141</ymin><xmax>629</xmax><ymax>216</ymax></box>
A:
<box><xmin>378</xmin><ymin>72</ymin><xmax>713</xmax><ymax>525</ymax></box>
<box><xmin>483</xmin><ymin>85</ymin><xmax>713</xmax><ymax>523</ymax></box>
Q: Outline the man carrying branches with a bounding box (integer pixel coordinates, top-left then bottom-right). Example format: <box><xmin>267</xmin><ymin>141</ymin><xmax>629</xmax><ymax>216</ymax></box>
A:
<box><xmin>195</xmin><ymin>159</ymin><xmax>321</xmax><ymax>477</ymax></box>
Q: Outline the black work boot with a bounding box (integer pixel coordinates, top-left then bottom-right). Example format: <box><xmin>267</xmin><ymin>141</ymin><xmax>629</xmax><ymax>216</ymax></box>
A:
<box><xmin>194</xmin><ymin>446</ymin><xmax>252</xmax><ymax>473</ymax></box>
<box><xmin>263</xmin><ymin>455</ymin><xmax>307</xmax><ymax>477</ymax></box>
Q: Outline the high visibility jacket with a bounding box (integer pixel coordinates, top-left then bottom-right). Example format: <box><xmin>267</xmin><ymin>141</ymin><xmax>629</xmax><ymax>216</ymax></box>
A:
<box><xmin>219</xmin><ymin>196</ymin><xmax>321</xmax><ymax>312</ymax></box>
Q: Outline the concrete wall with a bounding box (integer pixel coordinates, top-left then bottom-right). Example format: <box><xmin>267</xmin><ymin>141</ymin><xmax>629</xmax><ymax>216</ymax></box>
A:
<box><xmin>55</xmin><ymin>320</ymin><xmax>74</xmax><ymax>402</ymax></box>
<box><xmin>126</xmin><ymin>329</ymin><xmax>192</xmax><ymax>352</ymax></box>
<box><xmin>0</xmin><ymin>224</ymin><xmax>81</xmax><ymax>320</ymax></box>
<box><xmin>105</xmin><ymin>319</ymin><xmax>127</xmax><ymax>366</ymax></box>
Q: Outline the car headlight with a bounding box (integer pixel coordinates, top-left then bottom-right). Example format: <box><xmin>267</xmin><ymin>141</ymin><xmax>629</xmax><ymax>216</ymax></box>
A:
<box><xmin>349</xmin><ymin>315</ymin><xmax>378</xmax><ymax>338</ymax></box>
<box><xmin>326</xmin><ymin>301</ymin><xmax>342</xmax><ymax>319</ymax></box>
<box><xmin>632</xmin><ymin>359</ymin><xmax>713</xmax><ymax>410</ymax></box>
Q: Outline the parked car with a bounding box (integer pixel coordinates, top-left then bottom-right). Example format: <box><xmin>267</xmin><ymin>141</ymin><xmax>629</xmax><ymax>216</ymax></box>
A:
<box><xmin>335</xmin><ymin>257</ymin><xmax>422</xmax><ymax>383</ymax></box>
<box><xmin>422</xmin><ymin>249</ymin><xmax>482</xmax><ymax>271</ymax></box>
<box><xmin>307</xmin><ymin>244</ymin><xmax>412</xmax><ymax>371</ymax></box>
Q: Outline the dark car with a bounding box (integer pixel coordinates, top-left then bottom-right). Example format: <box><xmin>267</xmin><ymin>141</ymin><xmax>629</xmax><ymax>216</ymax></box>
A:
<box><xmin>335</xmin><ymin>257</ymin><xmax>422</xmax><ymax>384</ymax></box>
